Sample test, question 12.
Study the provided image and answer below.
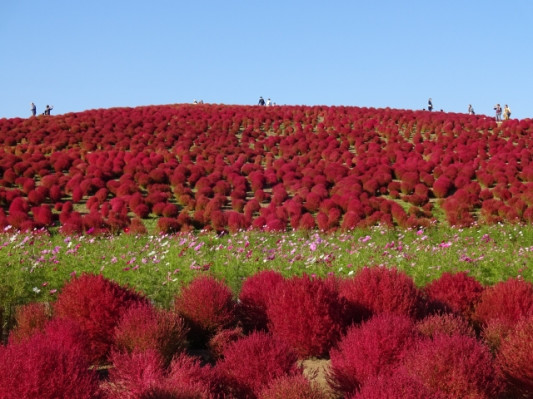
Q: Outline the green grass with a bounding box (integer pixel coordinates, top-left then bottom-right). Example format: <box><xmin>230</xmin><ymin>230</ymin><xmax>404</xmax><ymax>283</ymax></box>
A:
<box><xmin>1</xmin><ymin>223</ymin><xmax>532</xmax><ymax>338</ymax></box>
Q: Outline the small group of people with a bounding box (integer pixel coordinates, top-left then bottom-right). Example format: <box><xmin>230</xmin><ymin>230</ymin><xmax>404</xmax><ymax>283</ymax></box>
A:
<box><xmin>427</xmin><ymin>98</ymin><xmax>512</xmax><ymax>121</ymax></box>
<box><xmin>494</xmin><ymin>104</ymin><xmax>511</xmax><ymax>122</ymax></box>
<box><xmin>258</xmin><ymin>96</ymin><xmax>274</xmax><ymax>106</ymax></box>
<box><xmin>192</xmin><ymin>99</ymin><xmax>204</xmax><ymax>104</ymax></box>
<box><xmin>30</xmin><ymin>102</ymin><xmax>53</xmax><ymax>116</ymax></box>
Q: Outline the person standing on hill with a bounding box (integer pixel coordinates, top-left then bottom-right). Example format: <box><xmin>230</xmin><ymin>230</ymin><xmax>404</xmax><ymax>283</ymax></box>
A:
<box><xmin>428</xmin><ymin>98</ymin><xmax>433</xmax><ymax>112</ymax></box>
<box><xmin>258</xmin><ymin>96</ymin><xmax>265</xmax><ymax>106</ymax></box>
<box><xmin>468</xmin><ymin>104</ymin><xmax>475</xmax><ymax>115</ymax></box>
<box><xmin>43</xmin><ymin>105</ymin><xmax>53</xmax><ymax>115</ymax></box>
<box><xmin>504</xmin><ymin>104</ymin><xmax>511</xmax><ymax>120</ymax></box>
<box><xmin>494</xmin><ymin>104</ymin><xmax>502</xmax><ymax>121</ymax></box>
<box><xmin>30</xmin><ymin>102</ymin><xmax>36</xmax><ymax>116</ymax></box>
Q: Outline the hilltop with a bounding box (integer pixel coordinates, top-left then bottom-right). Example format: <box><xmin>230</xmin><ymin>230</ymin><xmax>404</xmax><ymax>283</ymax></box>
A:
<box><xmin>1</xmin><ymin>103</ymin><xmax>533</xmax><ymax>234</ymax></box>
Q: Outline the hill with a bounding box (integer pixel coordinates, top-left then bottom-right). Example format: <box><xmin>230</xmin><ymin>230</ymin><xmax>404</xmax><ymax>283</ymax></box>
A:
<box><xmin>1</xmin><ymin>103</ymin><xmax>533</xmax><ymax>234</ymax></box>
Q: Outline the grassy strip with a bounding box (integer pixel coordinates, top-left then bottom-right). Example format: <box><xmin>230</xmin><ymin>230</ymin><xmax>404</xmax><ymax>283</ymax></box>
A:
<box><xmin>1</xmin><ymin>223</ymin><xmax>532</xmax><ymax>307</ymax></box>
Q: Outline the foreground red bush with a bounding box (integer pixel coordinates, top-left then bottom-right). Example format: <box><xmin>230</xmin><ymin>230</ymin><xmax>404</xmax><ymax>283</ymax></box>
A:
<box><xmin>266</xmin><ymin>274</ymin><xmax>345</xmax><ymax>358</ymax></box>
<box><xmin>114</xmin><ymin>302</ymin><xmax>189</xmax><ymax>366</ymax></box>
<box><xmin>0</xmin><ymin>319</ymin><xmax>101</xmax><ymax>399</ymax></box>
<box><xmin>215</xmin><ymin>331</ymin><xmax>301</xmax><ymax>398</ymax></box>
<box><xmin>339</xmin><ymin>266</ymin><xmax>426</xmax><ymax>321</ymax></box>
<box><xmin>403</xmin><ymin>334</ymin><xmax>503</xmax><ymax>398</ymax></box>
<box><xmin>473</xmin><ymin>278</ymin><xmax>533</xmax><ymax>329</ymax></box>
<box><xmin>8</xmin><ymin>301</ymin><xmax>51</xmax><ymax>344</ymax></box>
<box><xmin>416</xmin><ymin>312</ymin><xmax>475</xmax><ymax>339</ymax></box>
<box><xmin>104</xmin><ymin>350</ymin><xmax>213</xmax><ymax>399</ymax></box>
<box><xmin>53</xmin><ymin>273</ymin><xmax>147</xmax><ymax>364</ymax></box>
<box><xmin>258</xmin><ymin>374</ymin><xmax>329</xmax><ymax>399</ymax></box>
<box><xmin>496</xmin><ymin>316</ymin><xmax>533</xmax><ymax>397</ymax></box>
<box><xmin>237</xmin><ymin>270</ymin><xmax>285</xmax><ymax>332</ymax></box>
<box><xmin>352</xmin><ymin>369</ymin><xmax>447</xmax><ymax>399</ymax></box>
<box><xmin>424</xmin><ymin>271</ymin><xmax>484</xmax><ymax>319</ymax></box>
<box><xmin>174</xmin><ymin>275</ymin><xmax>236</xmax><ymax>347</ymax></box>
<box><xmin>327</xmin><ymin>313</ymin><xmax>419</xmax><ymax>397</ymax></box>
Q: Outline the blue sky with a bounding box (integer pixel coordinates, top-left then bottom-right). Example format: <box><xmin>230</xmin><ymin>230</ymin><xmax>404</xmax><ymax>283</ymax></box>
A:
<box><xmin>1</xmin><ymin>1</ymin><xmax>532</xmax><ymax>120</ymax></box>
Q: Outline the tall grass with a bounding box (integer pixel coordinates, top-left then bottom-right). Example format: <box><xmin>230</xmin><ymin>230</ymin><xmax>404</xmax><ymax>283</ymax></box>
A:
<box><xmin>1</xmin><ymin>223</ymin><xmax>532</xmax><ymax>339</ymax></box>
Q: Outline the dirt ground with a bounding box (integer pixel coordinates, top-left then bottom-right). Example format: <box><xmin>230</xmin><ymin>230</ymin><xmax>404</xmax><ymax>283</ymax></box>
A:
<box><xmin>301</xmin><ymin>358</ymin><xmax>335</xmax><ymax>397</ymax></box>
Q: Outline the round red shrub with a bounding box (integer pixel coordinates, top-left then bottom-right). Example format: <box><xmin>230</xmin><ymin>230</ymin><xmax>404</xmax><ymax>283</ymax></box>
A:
<box><xmin>104</xmin><ymin>349</ymin><xmax>167</xmax><ymax>398</ymax></box>
<box><xmin>266</xmin><ymin>275</ymin><xmax>345</xmax><ymax>358</ymax></box>
<box><xmin>8</xmin><ymin>302</ymin><xmax>51</xmax><ymax>344</ymax></box>
<box><xmin>105</xmin><ymin>350</ymin><xmax>214</xmax><ymax>399</ymax></box>
<box><xmin>327</xmin><ymin>313</ymin><xmax>419</xmax><ymax>397</ymax></box>
<box><xmin>9</xmin><ymin>196</ymin><xmax>29</xmax><ymax>213</ymax></box>
<box><xmin>432</xmin><ymin>175</ymin><xmax>453</xmax><ymax>198</ymax></box>
<box><xmin>114</xmin><ymin>302</ymin><xmax>189</xmax><ymax>366</ymax></box>
<box><xmin>31</xmin><ymin>204</ymin><xmax>54</xmax><ymax>227</ymax></box>
<box><xmin>0</xmin><ymin>319</ymin><xmax>101</xmax><ymax>399</ymax></box>
<box><xmin>53</xmin><ymin>273</ymin><xmax>147</xmax><ymax>364</ymax></box>
<box><xmin>258</xmin><ymin>374</ymin><xmax>329</xmax><ymax>399</ymax></box>
<box><xmin>352</xmin><ymin>368</ymin><xmax>446</xmax><ymax>399</ymax></box>
<box><xmin>298</xmin><ymin>212</ymin><xmax>316</xmax><ymax>230</ymax></box>
<box><xmin>134</xmin><ymin>203</ymin><xmax>150</xmax><ymax>218</ymax></box>
<box><xmin>238</xmin><ymin>270</ymin><xmax>285</xmax><ymax>332</ymax></box>
<box><xmin>157</xmin><ymin>217</ymin><xmax>181</xmax><ymax>234</ymax></box>
<box><xmin>473</xmin><ymin>278</ymin><xmax>533</xmax><ymax>329</ymax></box>
<box><xmin>7</xmin><ymin>210</ymin><xmax>31</xmax><ymax>230</ymax></box>
<box><xmin>416</xmin><ymin>313</ymin><xmax>476</xmax><ymax>339</ymax></box>
<box><xmin>215</xmin><ymin>331</ymin><xmax>301</xmax><ymax>398</ymax></box>
<box><xmin>496</xmin><ymin>316</ymin><xmax>533</xmax><ymax>397</ymax></box>
<box><xmin>174</xmin><ymin>275</ymin><xmax>236</xmax><ymax>347</ymax></box>
<box><xmin>339</xmin><ymin>266</ymin><xmax>426</xmax><ymax>321</ymax></box>
<box><xmin>128</xmin><ymin>217</ymin><xmax>148</xmax><ymax>234</ymax></box>
<box><xmin>162</xmin><ymin>203</ymin><xmax>180</xmax><ymax>218</ymax></box>
<box><xmin>403</xmin><ymin>334</ymin><xmax>503</xmax><ymax>399</ymax></box>
<box><xmin>424</xmin><ymin>272</ymin><xmax>484</xmax><ymax>319</ymax></box>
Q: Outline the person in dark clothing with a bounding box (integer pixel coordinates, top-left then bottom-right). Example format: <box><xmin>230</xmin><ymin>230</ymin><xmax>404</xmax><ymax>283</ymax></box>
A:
<box><xmin>258</xmin><ymin>96</ymin><xmax>265</xmax><ymax>106</ymax></box>
<box><xmin>428</xmin><ymin>98</ymin><xmax>433</xmax><ymax>111</ymax></box>
<box><xmin>494</xmin><ymin>104</ymin><xmax>502</xmax><ymax>122</ymax></box>
<box><xmin>30</xmin><ymin>102</ymin><xmax>36</xmax><ymax>116</ymax></box>
<box><xmin>43</xmin><ymin>105</ymin><xmax>53</xmax><ymax>115</ymax></box>
<box><xmin>468</xmin><ymin>104</ymin><xmax>475</xmax><ymax>115</ymax></box>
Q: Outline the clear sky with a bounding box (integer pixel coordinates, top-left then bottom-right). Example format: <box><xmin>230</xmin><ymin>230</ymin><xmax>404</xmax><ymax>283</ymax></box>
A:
<box><xmin>1</xmin><ymin>1</ymin><xmax>532</xmax><ymax>120</ymax></box>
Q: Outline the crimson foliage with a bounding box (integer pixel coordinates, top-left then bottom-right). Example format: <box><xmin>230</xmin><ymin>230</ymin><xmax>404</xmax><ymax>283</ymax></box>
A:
<box><xmin>174</xmin><ymin>275</ymin><xmax>236</xmax><ymax>347</ymax></box>
<box><xmin>327</xmin><ymin>313</ymin><xmax>419</xmax><ymax>397</ymax></box>
<box><xmin>266</xmin><ymin>274</ymin><xmax>345</xmax><ymax>358</ymax></box>
<box><xmin>53</xmin><ymin>273</ymin><xmax>147</xmax><ymax>364</ymax></box>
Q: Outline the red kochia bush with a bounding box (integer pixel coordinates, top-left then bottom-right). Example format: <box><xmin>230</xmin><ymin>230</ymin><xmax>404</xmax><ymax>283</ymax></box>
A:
<box><xmin>0</xmin><ymin>319</ymin><xmax>101</xmax><ymax>399</ymax></box>
<box><xmin>258</xmin><ymin>374</ymin><xmax>329</xmax><ymax>399</ymax></box>
<box><xmin>266</xmin><ymin>275</ymin><xmax>345</xmax><ymax>358</ymax></box>
<box><xmin>238</xmin><ymin>270</ymin><xmax>285</xmax><ymax>332</ymax></box>
<box><xmin>403</xmin><ymin>334</ymin><xmax>503</xmax><ymax>399</ymax></box>
<box><xmin>416</xmin><ymin>313</ymin><xmax>476</xmax><ymax>339</ymax></box>
<box><xmin>114</xmin><ymin>302</ymin><xmax>189</xmax><ymax>366</ymax></box>
<box><xmin>352</xmin><ymin>369</ymin><xmax>447</xmax><ymax>399</ymax></box>
<box><xmin>496</xmin><ymin>316</ymin><xmax>533</xmax><ymax>397</ymax></box>
<box><xmin>215</xmin><ymin>331</ymin><xmax>301</xmax><ymax>398</ymax></box>
<box><xmin>339</xmin><ymin>266</ymin><xmax>426</xmax><ymax>321</ymax></box>
<box><xmin>174</xmin><ymin>275</ymin><xmax>236</xmax><ymax>347</ymax></box>
<box><xmin>424</xmin><ymin>272</ymin><xmax>484</xmax><ymax>319</ymax></box>
<box><xmin>53</xmin><ymin>273</ymin><xmax>147</xmax><ymax>364</ymax></box>
<box><xmin>8</xmin><ymin>302</ymin><xmax>51</xmax><ymax>344</ymax></box>
<box><xmin>432</xmin><ymin>175</ymin><xmax>453</xmax><ymax>198</ymax></box>
<box><xmin>473</xmin><ymin>278</ymin><xmax>533</xmax><ymax>329</ymax></box>
<box><xmin>102</xmin><ymin>350</ymin><xmax>196</xmax><ymax>399</ymax></box>
<box><xmin>104</xmin><ymin>350</ymin><xmax>212</xmax><ymax>399</ymax></box>
<box><xmin>327</xmin><ymin>313</ymin><xmax>419</xmax><ymax>397</ymax></box>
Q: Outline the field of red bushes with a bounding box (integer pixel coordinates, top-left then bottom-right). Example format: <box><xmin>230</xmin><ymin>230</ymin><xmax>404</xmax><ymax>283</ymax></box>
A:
<box><xmin>2</xmin><ymin>269</ymin><xmax>532</xmax><ymax>398</ymax></box>
<box><xmin>1</xmin><ymin>103</ymin><xmax>533</xmax><ymax>234</ymax></box>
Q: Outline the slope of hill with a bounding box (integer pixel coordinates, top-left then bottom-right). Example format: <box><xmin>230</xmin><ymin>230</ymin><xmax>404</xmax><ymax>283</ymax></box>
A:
<box><xmin>1</xmin><ymin>103</ymin><xmax>533</xmax><ymax>234</ymax></box>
